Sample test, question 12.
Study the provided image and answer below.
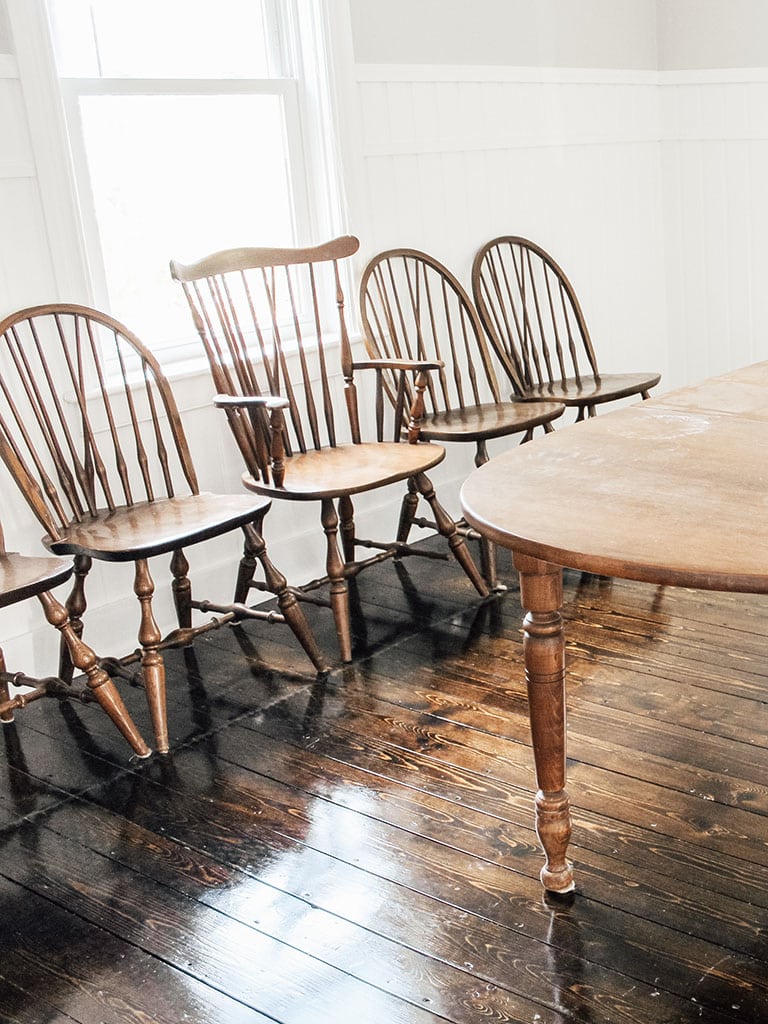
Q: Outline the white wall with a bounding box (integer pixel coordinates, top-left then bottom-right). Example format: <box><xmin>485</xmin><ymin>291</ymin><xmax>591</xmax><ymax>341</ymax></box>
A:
<box><xmin>0</xmin><ymin>2</ymin><xmax>11</xmax><ymax>52</ymax></box>
<box><xmin>349</xmin><ymin>0</ymin><xmax>658</xmax><ymax>69</ymax></box>
<box><xmin>658</xmin><ymin>0</ymin><xmax>768</xmax><ymax>69</ymax></box>
<box><xmin>656</xmin><ymin>1</ymin><xmax>768</xmax><ymax>383</ymax></box>
<box><xmin>0</xmin><ymin>0</ymin><xmax>767</xmax><ymax>687</ymax></box>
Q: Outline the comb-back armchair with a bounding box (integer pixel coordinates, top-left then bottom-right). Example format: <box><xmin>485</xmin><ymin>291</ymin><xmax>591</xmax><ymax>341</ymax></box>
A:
<box><xmin>472</xmin><ymin>236</ymin><xmax>661</xmax><ymax>419</ymax></box>
<box><xmin>0</xmin><ymin>303</ymin><xmax>326</xmax><ymax>754</ymax></box>
<box><xmin>170</xmin><ymin>235</ymin><xmax>490</xmax><ymax>662</ymax></box>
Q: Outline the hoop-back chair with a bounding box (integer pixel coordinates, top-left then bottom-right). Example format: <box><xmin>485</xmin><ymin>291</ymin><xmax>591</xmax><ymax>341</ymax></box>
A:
<box><xmin>169</xmin><ymin>235</ymin><xmax>489</xmax><ymax>662</ymax></box>
<box><xmin>358</xmin><ymin>247</ymin><xmax>564</xmax><ymax>589</ymax></box>
<box><xmin>472</xmin><ymin>236</ymin><xmax>661</xmax><ymax>419</ymax></box>
<box><xmin>0</xmin><ymin>304</ymin><xmax>326</xmax><ymax>754</ymax></box>
<box><xmin>0</xmin><ymin>521</ymin><xmax>150</xmax><ymax>756</ymax></box>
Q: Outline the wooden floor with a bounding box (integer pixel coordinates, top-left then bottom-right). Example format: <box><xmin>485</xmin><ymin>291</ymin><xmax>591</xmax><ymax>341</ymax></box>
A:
<box><xmin>1</xmin><ymin>540</ymin><xmax>768</xmax><ymax>1023</ymax></box>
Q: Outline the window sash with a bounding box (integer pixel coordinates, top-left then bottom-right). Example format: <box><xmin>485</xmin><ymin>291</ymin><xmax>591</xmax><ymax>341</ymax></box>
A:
<box><xmin>16</xmin><ymin>0</ymin><xmax>346</xmax><ymax>366</ymax></box>
<box><xmin>58</xmin><ymin>76</ymin><xmax>310</xmax><ymax>363</ymax></box>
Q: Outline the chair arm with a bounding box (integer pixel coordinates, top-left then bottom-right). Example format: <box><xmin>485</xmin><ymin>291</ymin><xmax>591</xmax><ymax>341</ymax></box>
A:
<box><xmin>352</xmin><ymin>362</ymin><xmax>437</xmax><ymax>445</ymax></box>
<box><xmin>352</xmin><ymin>358</ymin><xmax>444</xmax><ymax>373</ymax></box>
<box><xmin>213</xmin><ymin>393</ymin><xmax>289</xmax><ymax>411</ymax></box>
<box><xmin>212</xmin><ymin>394</ymin><xmax>289</xmax><ymax>487</ymax></box>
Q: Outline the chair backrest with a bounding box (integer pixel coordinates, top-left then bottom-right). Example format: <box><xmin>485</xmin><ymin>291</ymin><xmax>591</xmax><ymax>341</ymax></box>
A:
<box><xmin>170</xmin><ymin>236</ymin><xmax>361</xmax><ymax>486</ymax></box>
<box><xmin>359</xmin><ymin>248</ymin><xmax>522</xmax><ymax>424</ymax></box>
<box><xmin>0</xmin><ymin>304</ymin><xmax>199</xmax><ymax>541</ymax></box>
<box><xmin>472</xmin><ymin>236</ymin><xmax>600</xmax><ymax>395</ymax></box>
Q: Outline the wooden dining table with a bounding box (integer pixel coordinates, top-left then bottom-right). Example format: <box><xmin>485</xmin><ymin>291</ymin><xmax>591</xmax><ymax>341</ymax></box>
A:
<box><xmin>460</xmin><ymin>361</ymin><xmax>768</xmax><ymax>893</ymax></box>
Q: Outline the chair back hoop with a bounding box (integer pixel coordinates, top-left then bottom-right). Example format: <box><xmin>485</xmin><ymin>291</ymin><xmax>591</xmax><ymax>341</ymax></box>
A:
<box><xmin>170</xmin><ymin>236</ymin><xmax>361</xmax><ymax>485</ymax></box>
<box><xmin>0</xmin><ymin>303</ymin><xmax>199</xmax><ymax>540</ymax></box>
<box><xmin>359</xmin><ymin>247</ymin><xmax>524</xmax><ymax>433</ymax></box>
<box><xmin>471</xmin><ymin>236</ymin><xmax>599</xmax><ymax>394</ymax></box>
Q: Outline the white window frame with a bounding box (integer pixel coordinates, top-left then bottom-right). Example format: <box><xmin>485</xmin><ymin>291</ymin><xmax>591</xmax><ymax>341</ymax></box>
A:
<box><xmin>7</xmin><ymin>0</ymin><xmax>348</xmax><ymax>364</ymax></box>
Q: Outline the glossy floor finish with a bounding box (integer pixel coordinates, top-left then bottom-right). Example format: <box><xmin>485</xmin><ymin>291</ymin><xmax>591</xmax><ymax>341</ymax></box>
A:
<box><xmin>1</xmin><ymin>544</ymin><xmax>767</xmax><ymax>1023</ymax></box>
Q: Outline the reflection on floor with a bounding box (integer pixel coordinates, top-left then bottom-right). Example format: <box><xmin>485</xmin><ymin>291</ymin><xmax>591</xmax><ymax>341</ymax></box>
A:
<box><xmin>1</xmin><ymin>544</ymin><xmax>767</xmax><ymax>1023</ymax></box>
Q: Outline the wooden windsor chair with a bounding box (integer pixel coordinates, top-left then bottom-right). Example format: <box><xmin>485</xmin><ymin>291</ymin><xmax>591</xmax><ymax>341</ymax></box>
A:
<box><xmin>169</xmin><ymin>235</ymin><xmax>490</xmax><ymax>663</ymax></box>
<box><xmin>472</xmin><ymin>236</ymin><xmax>661</xmax><ymax>419</ymax></box>
<box><xmin>0</xmin><ymin>521</ymin><xmax>150</xmax><ymax>757</ymax></box>
<box><xmin>0</xmin><ymin>304</ymin><xmax>326</xmax><ymax>755</ymax></box>
<box><xmin>358</xmin><ymin>247</ymin><xmax>564</xmax><ymax>589</ymax></box>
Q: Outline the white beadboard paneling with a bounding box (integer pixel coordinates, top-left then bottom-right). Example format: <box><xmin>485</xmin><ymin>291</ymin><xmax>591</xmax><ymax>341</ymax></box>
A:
<box><xmin>351</xmin><ymin>63</ymin><xmax>768</xmax><ymax>396</ymax></box>
<box><xmin>355</xmin><ymin>69</ymin><xmax>669</xmax><ymax>386</ymax></box>
<box><xmin>659</xmin><ymin>68</ymin><xmax>768</xmax><ymax>383</ymax></box>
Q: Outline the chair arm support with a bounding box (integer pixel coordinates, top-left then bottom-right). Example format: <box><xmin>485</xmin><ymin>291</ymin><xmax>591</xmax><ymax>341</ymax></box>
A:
<box><xmin>212</xmin><ymin>394</ymin><xmax>288</xmax><ymax>487</ymax></box>
<box><xmin>352</xmin><ymin>364</ymin><xmax>435</xmax><ymax>445</ymax></box>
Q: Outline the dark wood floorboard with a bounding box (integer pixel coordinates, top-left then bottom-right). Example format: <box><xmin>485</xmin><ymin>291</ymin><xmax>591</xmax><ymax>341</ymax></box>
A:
<box><xmin>1</xmin><ymin>542</ymin><xmax>767</xmax><ymax>1022</ymax></box>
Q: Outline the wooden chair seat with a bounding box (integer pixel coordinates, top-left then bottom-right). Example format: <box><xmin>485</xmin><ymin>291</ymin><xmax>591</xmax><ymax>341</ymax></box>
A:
<box><xmin>46</xmin><ymin>493</ymin><xmax>274</xmax><ymax>562</ymax></box>
<box><xmin>241</xmin><ymin>441</ymin><xmax>445</xmax><ymax>500</ymax></box>
<box><xmin>513</xmin><ymin>371</ymin><xmax>661</xmax><ymax>408</ymax></box>
<box><xmin>414</xmin><ymin>401</ymin><xmax>564</xmax><ymax>444</ymax></box>
<box><xmin>0</xmin><ymin>551</ymin><xmax>72</xmax><ymax>607</ymax></box>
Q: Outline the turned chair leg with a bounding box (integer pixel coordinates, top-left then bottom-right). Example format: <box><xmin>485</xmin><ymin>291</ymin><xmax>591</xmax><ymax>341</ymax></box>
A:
<box><xmin>321</xmin><ymin>498</ymin><xmax>352</xmax><ymax>662</ymax></box>
<box><xmin>339</xmin><ymin>494</ymin><xmax>356</xmax><ymax>564</ymax></box>
<box><xmin>59</xmin><ymin>554</ymin><xmax>91</xmax><ymax>683</ymax></box>
<box><xmin>414</xmin><ymin>472</ymin><xmax>490</xmax><ymax>598</ymax></box>
<box><xmin>170</xmin><ymin>547</ymin><xmax>192</xmax><ymax>633</ymax></box>
<box><xmin>241</xmin><ymin>522</ymin><xmax>328</xmax><ymax>674</ymax></box>
<box><xmin>0</xmin><ymin>647</ymin><xmax>13</xmax><ymax>723</ymax></box>
<box><xmin>133</xmin><ymin>558</ymin><xmax>169</xmax><ymax>754</ymax></box>
<box><xmin>39</xmin><ymin>591</ymin><xmax>151</xmax><ymax>758</ymax></box>
<box><xmin>234</xmin><ymin>506</ymin><xmax>266</xmax><ymax>605</ymax></box>
<box><xmin>397</xmin><ymin>477</ymin><xmax>419</xmax><ymax>544</ymax></box>
<box><xmin>478</xmin><ymin>537</ymin><xmax>500</xmax><ymax>593</ymax></box>
<box><xmin>473</xmin><ymin>441</ymin><xmax>501</xmax><ymax>592</ymax></box>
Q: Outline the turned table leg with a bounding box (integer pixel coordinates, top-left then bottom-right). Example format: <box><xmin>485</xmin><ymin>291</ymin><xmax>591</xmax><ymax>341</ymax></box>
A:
<box><xmin>514</xmin><ymin>552</ymin><xmax>574</xmax><ymax>893</ymax></box>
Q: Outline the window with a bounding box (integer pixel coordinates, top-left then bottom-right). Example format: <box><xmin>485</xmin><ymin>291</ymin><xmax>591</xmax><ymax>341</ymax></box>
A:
<box><xmin>41</xmin><ymin>0</ymin><xmax>344</xmax><ymax>362</ymax></box>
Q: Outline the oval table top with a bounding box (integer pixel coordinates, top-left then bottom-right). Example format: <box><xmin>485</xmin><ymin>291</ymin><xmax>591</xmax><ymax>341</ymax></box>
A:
<box><xmin>460</xmin><ymin>361</ymin><xmax>768</xmax><ymax>594</ymax></box>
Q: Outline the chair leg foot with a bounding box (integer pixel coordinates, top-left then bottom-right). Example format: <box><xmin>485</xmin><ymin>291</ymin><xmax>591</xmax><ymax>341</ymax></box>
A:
<box><xmin>279</xmin><ymin>589</ymin><xmax>330</xmax><ymax>673</ymax></box>
<box><xmin>142</xmin><ymin>652</ymin><xmax>169</xmax><ymax>755</ymax></box>
<box><xmin>242</xmin><ymin>521</ymin><xmax>330</xmax><ymax>672</ymax></box>
<box><xmin>415</xmin><ymin>472</ymin><xmax>490</xmax><ymax>597</ymax></box>
<box><xmin>38</xmin><ymin>591</ymin><xmax>151</xmax><ymax>757</ymax></box>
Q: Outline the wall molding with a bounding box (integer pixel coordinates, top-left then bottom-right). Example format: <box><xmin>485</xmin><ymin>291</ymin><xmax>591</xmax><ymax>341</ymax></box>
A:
<box><xmin>356</xmin><ymin>62</ymin><xmax>768</xmax><ymax>87</ymax></box>
<box><xmin>355</xmin><ymin>64</ymin><xmax>660</xmax><ymax>85</ymax></box>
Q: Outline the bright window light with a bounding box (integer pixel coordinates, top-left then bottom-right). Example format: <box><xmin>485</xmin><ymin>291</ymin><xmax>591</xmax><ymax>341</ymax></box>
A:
<box><xmin>43</xmin><ymin>0</ymin><xmax>337</xmax><ymax>362</ymax></box>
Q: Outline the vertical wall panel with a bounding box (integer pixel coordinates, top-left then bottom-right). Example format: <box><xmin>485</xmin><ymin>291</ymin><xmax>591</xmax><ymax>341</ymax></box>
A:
<box><xmin>355</xmin><ymin>68</ymin><xmax>670</xmax><ymax>388</ymax></box>
<box><xmin>660</xmin><ymin>73</ymin><xmax>768</xmax><ymax>384</ymax></box>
